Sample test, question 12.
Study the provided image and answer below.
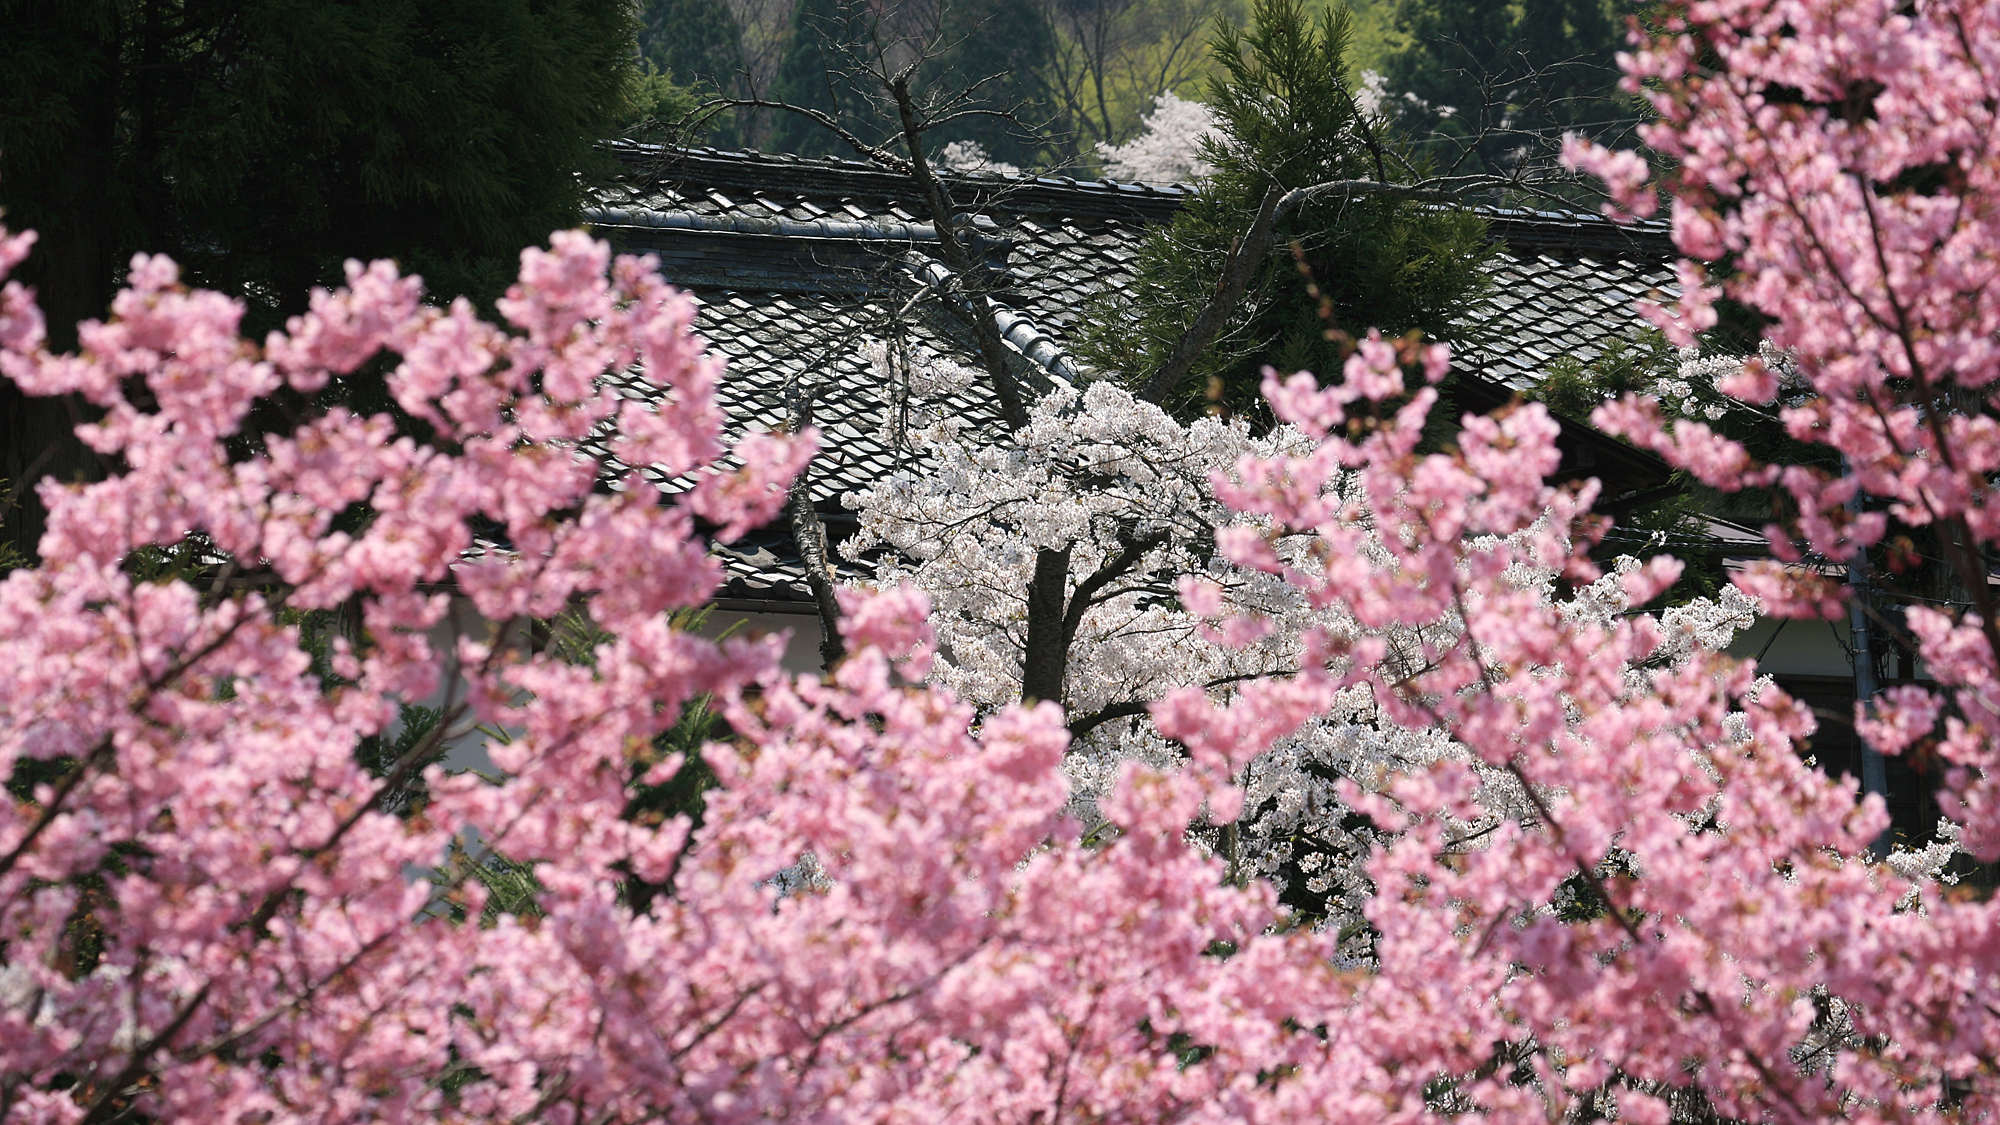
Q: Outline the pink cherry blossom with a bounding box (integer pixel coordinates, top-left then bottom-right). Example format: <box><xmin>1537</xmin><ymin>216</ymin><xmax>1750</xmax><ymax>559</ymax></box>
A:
<box><xmin>5</xmin><ymin>2</ymin><xmax>2000</xmax><ymax>1117</ymax></box>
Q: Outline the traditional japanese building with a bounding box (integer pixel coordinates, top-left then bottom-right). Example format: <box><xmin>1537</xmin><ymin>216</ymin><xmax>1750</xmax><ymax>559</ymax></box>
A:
<box><xmin>586</xmin><ymin>143</ymin><xmax>1941</xmax><ymax>843</ymax></box>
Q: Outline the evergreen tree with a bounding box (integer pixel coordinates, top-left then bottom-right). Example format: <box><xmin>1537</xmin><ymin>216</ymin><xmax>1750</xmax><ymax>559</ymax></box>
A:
<box><xmin>635</xmin><ymin>0</ymin><xmax>745</xmax><ymax>145</ymax></box>
<box><xmin>623</xmin><ymin>70</ymin><xmax>711</xmax><ymax>145</ymax></box>
<box><xmin>925</xmin><ymin>0</ymin><xmax>1059</xmax><ymax>169</ymax></box>
<box><xmin>1380</xmin><ymin>0</ymin><xmax>1636</xmax><ymax>176</ymax></box>
<box><xmin>767</xmin><ymin>0</ymin><xmax>891</xmax><ymax>158</ymax></box>
<box><xmin>1075</xmin><ymin>0</ymin><xmax>1491</xmax><ymax>418</ymax></box>
<box><xmin>0</xmin><ymin>0</ymin><xmax>640</xmax><ymax>561</ymax></box>
<box><xmin>638</xmin><ymin>0</ymin><xmax>742</xmax><ymax>90</ymax></box>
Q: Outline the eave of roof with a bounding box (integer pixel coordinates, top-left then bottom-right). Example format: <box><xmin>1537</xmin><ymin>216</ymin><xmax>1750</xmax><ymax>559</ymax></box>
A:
<box><xmin>606</xmin><ymin>141</ymin><xmax>1193</xmax><ymax>226</ymax></box>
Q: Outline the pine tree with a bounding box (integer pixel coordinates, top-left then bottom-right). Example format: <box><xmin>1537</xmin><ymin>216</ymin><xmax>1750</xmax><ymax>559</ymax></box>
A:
<box><xmin>1075</xmin><ymin>0</ymin><xmax>1491</xmax><ymax>418</ymax></box>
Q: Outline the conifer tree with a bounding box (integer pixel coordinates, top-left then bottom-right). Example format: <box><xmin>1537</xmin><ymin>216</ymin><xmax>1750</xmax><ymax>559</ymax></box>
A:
<box><xmin>635</xmin><ymin>0</ymin><xmax>746</xmax><ymax>146</ymax></box>
<box><xmin>1075</xmin><ymin>0</ymin><xmax>1491</xmax><ymax>418</ymax></box>
<box><xmin>638</xmin><ymin>0</ymin><xmax>742</xmax><ymax>91</ymax></box>
<box><xmin>1381</xmin><ymin>0</ymin><xmax>1636</xmax><ymax>176</ymax></box>
<box><xmin>0</xmin><ymin>0</ymin><xmax>639</xmax><ymax>562</ymax></box>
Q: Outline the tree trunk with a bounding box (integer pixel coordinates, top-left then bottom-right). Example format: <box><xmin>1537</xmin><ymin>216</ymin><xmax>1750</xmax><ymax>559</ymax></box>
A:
<box><xmin>1020</xmin><ymin>545</ymin><xmax>1072</xmax><ymax>705</ymax></box>
<box><xmin>786</xmin><ymin>488</ymin><xmax>847</xmax><ymax>670</ymax></box>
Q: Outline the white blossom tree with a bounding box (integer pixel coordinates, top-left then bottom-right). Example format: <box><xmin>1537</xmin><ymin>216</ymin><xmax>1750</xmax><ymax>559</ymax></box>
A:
<box><xmin>1095</xmin><ymin>91</ymin><xmax>1221</xmax><ymax>183</ymax></box>
<box><xmin>846</xmin><ymin>341</ymin><xmax>1769</xmax><ymax>935</ymax></box>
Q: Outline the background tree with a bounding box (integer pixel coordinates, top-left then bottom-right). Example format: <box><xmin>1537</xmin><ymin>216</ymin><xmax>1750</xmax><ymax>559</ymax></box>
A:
<box><xmin>1379</xmin><ymin>0</ymin><xmax>1640</xmax><ymax>178</ymax></box>
<box><xmin>1073</xmin><ymin>0</ymin><xmax>1492</xmax><ymax>417</ymax></box>
<box><xmin>922</xmin><ymin>0</ymin><xmax>1061</xmax><ymax>170</ymax></box>
<box><xmin>635</xmin><ymin>0</ymin><xmax>749</xmax><ymax>145</ymax></box>
<box><xmin>638</xmin><ymin>0</ymin><xmax>743</xmax><ymax>93</ymax></box>
<box><xmin>0</xmin><ymin>0</ymin><xmax>640</xmax><ymax>562</ymax></box>
<box><xmin>845</xmin><ymin>346</ymin><xmax>1766</xmax><ymax>932</ymax></box>
<box><xmin>1041</xmin><ymin>0</ymin><xmax>1246</xmax><ymax>162</ymax></box>
<box><xmin>759</xmin><ymin>0</ymin><xmax>1061</xmax><ymax>167</ymax></box>
<box><xmin>1095</xmin><ymin>90</ymin><xmax>1220</xmax><ymax>182</ymax></box>
<box><xmin>766</xmin><ymin>0</ymin><xmax>893</xmax><ymax>157</ymax></box>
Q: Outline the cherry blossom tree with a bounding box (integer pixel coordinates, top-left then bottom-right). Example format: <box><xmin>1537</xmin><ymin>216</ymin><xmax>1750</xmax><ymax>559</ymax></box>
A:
<box><xmin>0</xmin><ymin>217</ymin><xmax>1700</xmax><ymax>1125</ymax></box>
<box><xmin>0</xmin><ymin>225</ymin><xmax>1344</xmax><ymax>1123</ymax></box>
<box><xmin>847</xmin><ymin>351</ymin><xmax>1766</xmax><ymax>936</ymax></box>
<box><xmin>1347</xmin><ymin>0</ymin><xmax>2000</xmax><ymax>1117</ymax></box>
<box><xmin>0</xmin><ymin>221</ymin><xmax>1782</xmax><ymax>1124</ymax></box>
<box><xmin>6</xmin><ymin>1</ymin><xmax>2000</xmax><ymax>1122</ymax></box>
<box><xmin>1095</xmin><ymin>90</ymin><xmax>1221</xmax><ymax>183</ymax></box>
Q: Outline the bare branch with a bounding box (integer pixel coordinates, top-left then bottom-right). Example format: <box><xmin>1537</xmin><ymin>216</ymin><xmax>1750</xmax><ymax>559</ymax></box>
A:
<box><xmin>783</xmin><ymin>373</ymin><xmax>847</xmax><ymax>669</ymax></box>
<box><xmin>701</xmin><ymin>95</ymin><xmax>913</xmax><ymax>170</ymax></box>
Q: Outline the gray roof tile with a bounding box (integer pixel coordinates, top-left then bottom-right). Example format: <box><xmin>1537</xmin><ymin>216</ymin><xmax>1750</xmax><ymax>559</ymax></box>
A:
<box><xmin>590</xmin><ymin>145</ymin><xmax>1678</xmax><ymax>602</ymax></box>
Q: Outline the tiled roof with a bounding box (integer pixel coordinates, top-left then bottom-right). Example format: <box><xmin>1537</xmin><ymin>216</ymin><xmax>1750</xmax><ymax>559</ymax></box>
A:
<box><xmin>587</xmin><ymin>144</ymin><xmax>1684</xmax><ymax>604</ymax></box>
<box><xmin>1457</xmin><ymin>215</ymin><xmax>1676</xmax><ymax>392</ymax></box>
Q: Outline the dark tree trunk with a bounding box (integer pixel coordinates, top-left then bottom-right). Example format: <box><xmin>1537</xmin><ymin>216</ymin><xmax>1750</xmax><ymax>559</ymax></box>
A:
<box><xmin>786</xmin><ymin>489</ymin><xmax>847</xmax><ymax>671</ymax></box>
<box><xmin>1020</xmin><ymin>545</ymin><xmax>1073</xmax><ymax>705</ymax></box>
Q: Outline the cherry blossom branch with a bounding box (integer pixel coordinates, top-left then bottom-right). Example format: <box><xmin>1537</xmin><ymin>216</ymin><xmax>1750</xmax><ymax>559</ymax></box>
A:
<box><xmin>75</xmin><ymin>982</ymin><xmax>213</xmax><ymax>1125</ymax></box>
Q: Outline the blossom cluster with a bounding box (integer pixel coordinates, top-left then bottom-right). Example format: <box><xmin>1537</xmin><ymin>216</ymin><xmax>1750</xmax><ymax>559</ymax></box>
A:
<box><xmin>3</xmin><ymin>221</ymin><xmax>1767</xmax><ymax>1125</ymax></box>
<box><xmin>6</xmin><ymin>1</ymin><xmax>2000</xmax><ymax>1118</ymax></box>
<box><xmin>1096</xmin><ymin>91</ymin><xmax>1222</xmax><ymax>184</ymax></box>
<box><xmin>848</xmin><ymin>347</ymin><xmax>1765</xmax><ymax>948</ymax></box>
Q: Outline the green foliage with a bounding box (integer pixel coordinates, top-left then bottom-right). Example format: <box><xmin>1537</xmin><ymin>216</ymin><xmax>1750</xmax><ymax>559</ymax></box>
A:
<box><xmin>1549</xmin><ymin>849</ymin><xmax>1636</xmax><ymax>923</ymax></box>
<box><xmin>6</xmin><ymin>0</ymin><xmax>636</xmax><ymax>562</ymax></box>
<box><xmin>1523</xmin><ymin>327</ymin><xmax>1851</xmax><ymax>602</ymax></box>
<box><xmin>768</xmin><ymin>0</ymin><xmax>888</xmax><ymax>158</ymax></box>
<box><xmin>468</xmin><ymin>850</ymin><xmax>546</xmax><ymax>923</ymax></box>
<box><xmin>535</xmin><ymin>608</ymin><xmax>729</xmax><ymax>913</ymax></box>
<box><xmin>357</xmin><ymin>702</ymin><xmax>448</xmax><ymax>810</ymax></box>
<box><xmin>637</xmin><ymin>0</ymin><xmax>741</xmax><ymax>92</ymax></box>
<box><xmin>924</xmin><ymin>0</ymin><xmax>1061</xmax><ymax>169</ymax></box>
<box><xmin>1046</xmin><ymin>0</ymin><xmax>1248</xmax><ymax>162</ymax></box>
<box><xmin>634</xmin><ymin>0</ymin><xmax>745</xmax><ymax>146</ymax></box>
<box><xmin>758</xmin><ymin>0</ymin><xmax>1062</xmax><ymax>167</ymax></box>
<box><xmin>1075</xmin><ymin>0</ymin><xmax>1492</xmax><ymax>418</ymax></box>
<box><xmin>118</xmin><ymin>530</ymin><xmax>222</xmax><ymax>586</ymax></box>
<box><xmin>420</xmin><ymin>841</ymin><xmax>546</xmax><ymax>927</ymax></box>
<box><xmin>1530</xmin><ymin>326</ymin><xmax>1839</xmax><ymax>528</ymax></box>
<box><xmin>408</xmin><ymin>605</ymin><xmax>733</xmax><ymax>928</ymax></box>
<box><xmin>1523</xmin><ymin>330</ymin><xmax>1717</xmax><ymax>592</ymax></box>
<box><xmin>622</xmin><ymin>68</ymin><xmax>710</xmax><ymax>145</ymax></box>
<box><xmin>1335</xmin><ymin>0</ymin><xmax>1406</xmax><ymax>77</ymax></box>
<box><xmin>0</xmin><ymin>0</ymin><xmax>641</xmax><ymax>335</ymax></box>
<box><xmin>1379</xmin><ymin>0</ymin><xmax>1641</xmax><ymax>177</ymax></box>
<box><xmin>1533</xmin><ymin>331</ymin><xmax>1672</xmax><ymax>422</ymax></box>
<box><xmin>541</xmin><ymin>607</ymin><xmax>727</xmax><ymax>828</ymax></box>
<box><xmin>0</xmin><ymin>480</ymin><xmax>28</xmax><ymax>574</ymax></box>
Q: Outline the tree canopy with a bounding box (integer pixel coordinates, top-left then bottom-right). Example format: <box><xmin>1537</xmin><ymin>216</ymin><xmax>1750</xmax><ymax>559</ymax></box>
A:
<box><xmin>0</xmin><ymin>0</ymin><xmax>639</xmax><ymax>329</ymax></box>
<box><xmin>1379</xmin><ymin>0</ymin><xmax>1640</xmax><ymax>176</ymax></box>
<box><xmin>1075</xmin><ymin>0</ymin><xmax>1492</xmax><ymax>417</ymax></box>
<box><xmin>0</xmin><ymin>0</ymin><xmax>640</xmax><ymax>560</ymax></box>
<box><xmin>8</xmin><ymin>0</ymin><xmax>2000</xmax><ymax>1118</ymax></box>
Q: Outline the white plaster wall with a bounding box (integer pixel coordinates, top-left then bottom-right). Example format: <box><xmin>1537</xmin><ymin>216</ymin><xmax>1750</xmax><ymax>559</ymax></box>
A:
<box><xmin>695</xmin><ymin>607</ymin><xmax>827</xmax><ymax>676</ymax></box>
<box><xmin>1728</xmin><ymin>615</ymin><xmax>1857</xmax><ymax>679</ymax></box>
